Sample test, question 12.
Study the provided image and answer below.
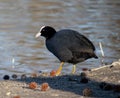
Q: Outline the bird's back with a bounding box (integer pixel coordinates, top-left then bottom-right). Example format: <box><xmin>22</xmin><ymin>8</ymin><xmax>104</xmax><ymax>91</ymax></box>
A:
<box><xmin>57</xmin><ymin>29</ymin><xmax>95</xmax><ymax>52</ymax></box>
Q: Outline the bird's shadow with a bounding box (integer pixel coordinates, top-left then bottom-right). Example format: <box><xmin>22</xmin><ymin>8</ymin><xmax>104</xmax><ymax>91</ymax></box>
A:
<box><xmin>13</xmin><ymin>74</ymin><xmax>119</xmax><ymax>98</ymax></box>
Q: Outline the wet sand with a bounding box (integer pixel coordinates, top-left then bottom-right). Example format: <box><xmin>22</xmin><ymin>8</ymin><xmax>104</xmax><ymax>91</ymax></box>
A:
<box><xmin>0</xmin><ymin>59</ymin><xmax>120</xmax><ymax>98</ymax></box>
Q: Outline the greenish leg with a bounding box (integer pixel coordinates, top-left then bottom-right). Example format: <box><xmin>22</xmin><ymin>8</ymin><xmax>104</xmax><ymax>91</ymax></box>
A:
<box><xmin>72</xmin><ymin>65</ymin><xmax>76</xmax><ymax>74</ymax></box>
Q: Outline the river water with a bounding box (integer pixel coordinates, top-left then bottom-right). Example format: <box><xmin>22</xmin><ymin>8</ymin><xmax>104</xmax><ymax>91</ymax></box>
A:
<box><xmin>0</xmin><ymin>0</ymin><xmax>120</xmax><ymax>78</ymax></box>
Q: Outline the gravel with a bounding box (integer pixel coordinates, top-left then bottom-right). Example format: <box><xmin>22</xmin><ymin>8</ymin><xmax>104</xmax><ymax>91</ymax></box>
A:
<box><xmin>0</xmin><ymin>59</ymin><xmax>120</xmax><ymax>98</ymax></box>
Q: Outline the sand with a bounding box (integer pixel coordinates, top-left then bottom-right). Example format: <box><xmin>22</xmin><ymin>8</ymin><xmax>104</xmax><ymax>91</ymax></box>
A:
<box><xmin>0</xmin><ymin>59</ymin><xmax>120</xmax><ymax>98</ymax></box>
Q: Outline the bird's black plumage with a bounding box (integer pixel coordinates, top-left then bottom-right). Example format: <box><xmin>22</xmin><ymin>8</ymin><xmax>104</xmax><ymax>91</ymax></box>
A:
<box><xmin>36</xmin><ymin>26</ymin><xmax>98</xmax><ymax>64</ymax></box>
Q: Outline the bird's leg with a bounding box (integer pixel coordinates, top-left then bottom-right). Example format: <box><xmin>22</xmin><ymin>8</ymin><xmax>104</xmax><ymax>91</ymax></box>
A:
<box><xmin>56</xmin><ymin>62</ymin><xmax>64</xmax><ymax>76</ymax></box>
<box><xmin>71</xmin><ymin>64</ymin><xmax>76</xmax><ymax>74</ymax></box>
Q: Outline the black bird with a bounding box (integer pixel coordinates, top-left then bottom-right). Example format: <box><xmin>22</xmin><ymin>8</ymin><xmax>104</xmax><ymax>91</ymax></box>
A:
<box><xmin>36</xmin><ymin>26</ymin><xmax>98</xmax><ymax>76</ymax></box>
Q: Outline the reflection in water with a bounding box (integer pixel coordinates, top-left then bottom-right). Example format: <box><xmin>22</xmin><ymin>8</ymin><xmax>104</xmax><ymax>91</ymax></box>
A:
<box><xmin>0</xmin><ymin>0</ymin><xmax>120</xmax><ymax>77</ymax></box>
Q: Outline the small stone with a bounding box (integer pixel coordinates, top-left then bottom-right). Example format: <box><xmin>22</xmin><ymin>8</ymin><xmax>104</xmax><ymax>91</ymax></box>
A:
<box><xmin>50</xmin><ymin>70</ymin><xmax>57</xmax><ymax>77</ymax></box>
<box><xmin>12</xmin><ymin>74</ymin><xmax>18</xmax><ymax>79</ymax></box>
<box><xmin>82</xmin><ymin>68</ymin><xmax>89</xmax><ymax>71</ymax></box>
<box><xmin>83</xmin><ymin>88</ymin><xmax>92</xmax><ymax>97</ymax></box>
<box><xmin>41</xmin><ymin>72</ymin><xmax>49</xmax><ymax>77</ymax></box>
<box><xmin>31</xmin><ymin>73</ymin><xmax>38</xmax><ymax>77</ymax></box>
<box><xmin>29</xmin><ymin>82</ymin><xmax>37</xmax><ymax>89</ymax></box>
<box><xmin>38</xmin><ymin>70</ymin><xmax>42</xmax><ymax>73</ymax></box>
<box><xmin>6</xmin><ymin>92</ymin><xmax>11</xmax><ymax>96</ymax></box>
<box><xmin>3</xmin><ymin>75</ymin><xmax>10</xmax><ymax>80</ymax></box>
<box><xmin>21</xmin><ymin>74</ymin><xmax>27</xmax><ymax>79</ymax></box>
<box><xmin>41</xmin><ymin>82</ymin><xmax>50</xmax><ymax>91</ymax></box>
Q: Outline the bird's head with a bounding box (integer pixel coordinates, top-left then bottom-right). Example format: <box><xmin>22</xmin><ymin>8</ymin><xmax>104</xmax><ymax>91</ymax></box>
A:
<box><xmin>35</xmin><ymin>26</ymin><xmax>56</xmax><ymax>39</ymax></box>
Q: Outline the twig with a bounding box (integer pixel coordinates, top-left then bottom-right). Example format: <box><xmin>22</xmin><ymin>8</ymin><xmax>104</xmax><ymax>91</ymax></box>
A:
<box><xmin>90</xmin><ymin>65</ymin><xmax>108</xmax><ymax>71</ymax></box>
<box><xmin>99</xmin><ymin>42</ymin><xmax>105</xmax><ymax>65</ymax></box>
<box><xmin>99</xmin><ymin>42</ymin><xmax>104</xmax><ymax>57</ymax></box>
<box><xmin>90</xmin><ymin>64</ymin><xmax>113</xmax><ymax>71</ymax></box>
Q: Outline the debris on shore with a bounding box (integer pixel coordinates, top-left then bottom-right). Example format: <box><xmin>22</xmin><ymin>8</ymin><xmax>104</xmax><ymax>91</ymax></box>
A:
<box><xmin>0</xmin><ymin>59</ymin><xmax>119</xmax><ymax>98</ymax></box>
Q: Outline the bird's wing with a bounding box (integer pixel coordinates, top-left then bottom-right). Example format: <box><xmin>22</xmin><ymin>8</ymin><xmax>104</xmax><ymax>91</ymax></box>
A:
<box><xmin>46</xmin><ymin>40</ymin><xmax>73</xmax><ymax>62</ymax></box>
<box><xmin>73</xmin><ymin>32</ymin><xmax>95</xmax><ymax>51</ymax></box>
<box><xmin>68</xmin><ymin>32</ymin><xmax>96</xmax><ymax>59</ymax></box>
<box><xmin>58</xmin><ymin>29</ymin><xmax>95</xmax><ymax>51</ymax></box>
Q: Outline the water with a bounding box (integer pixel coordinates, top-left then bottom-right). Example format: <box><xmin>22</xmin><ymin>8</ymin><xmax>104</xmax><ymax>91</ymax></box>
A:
<box><xmin>0</xmin><ymin>0</ymin><xmax>120</xmax><ymax>78</ymax></box>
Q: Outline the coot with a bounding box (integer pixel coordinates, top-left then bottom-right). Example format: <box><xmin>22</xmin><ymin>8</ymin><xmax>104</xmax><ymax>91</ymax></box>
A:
<box><xmin>36</xmin><ymin>26</ymin><xmax>98</xmax><ymax>76</ymax></box>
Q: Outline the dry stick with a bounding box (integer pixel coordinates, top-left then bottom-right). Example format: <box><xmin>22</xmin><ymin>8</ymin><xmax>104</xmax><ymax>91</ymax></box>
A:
<box><xmin>99</xmin><ymin>42</ymin><xmax>105</xmax><ymax>66</ymax></box>
<box><xmin>90</xmin><ymin>64</ymin><xmax>112</xmax><ymax>71</ymax></box>
<box><xmin>90</xmin><ymin>61</ymin><xmax>119</xmax><ymax>71</ymax></box>
<box><xmin>90</xmin><ymin>42</ymin><xmax>106</xmax><ymax>71</ymax></box>
<box><xmin>99</xmin><ymin>42</ymin><xmax>105</xmax><ymax>57</ymax></box>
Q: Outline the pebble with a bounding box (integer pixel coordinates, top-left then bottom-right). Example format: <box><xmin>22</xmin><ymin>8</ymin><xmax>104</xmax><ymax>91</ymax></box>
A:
<box><xmin>31</xmin><ymin>73</ymin><xmax>38</xmax><ymax>77</ymax></box>
<box><xmin>29</xmin><ymin>82</ymin><xmax>37</xmax><ymax>89</ymax></box>
<box><xmin>50</xmin><ymin>70</ymin><xmax>57</xmax><ymax>77</ymax></box>
<box><xmin>82</xmin><ymin>68</ymin><xmax>89</xmax><ymax>71</ymax></box>
<box><xmin>21</xmin><ymin>74</ymin><xmax>27</xmax><ymax>79</ymax></box>
<box><xmin>83</xmin><ymin>88</ymin><xmax>92</xmax><ymax>97</ymax></box>
<box><xmin>6</xmin><ymin>92</ymin><xmax>11</xmax><ymax>96</ymax></box>
<box><xmin>12</xmin><ymin>74</ymin><xmax>18</xmax><ymax>79</ymax></box>
<box><xmin>41</xmin><ymin>82</ymin><xmax>50</xmax><ymax>91</ymax></box>
<box><xmin>3</xmin><ymin>75</ymin><xmax>10</xmax><ymax>80</ymax></box>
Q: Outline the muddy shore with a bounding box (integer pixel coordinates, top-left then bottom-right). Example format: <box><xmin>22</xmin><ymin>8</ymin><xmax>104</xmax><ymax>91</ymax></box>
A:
<box><xmin>0</xmin><ymin>59</ymin><xmax>120</xmax><ymax>98</ymax></box>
